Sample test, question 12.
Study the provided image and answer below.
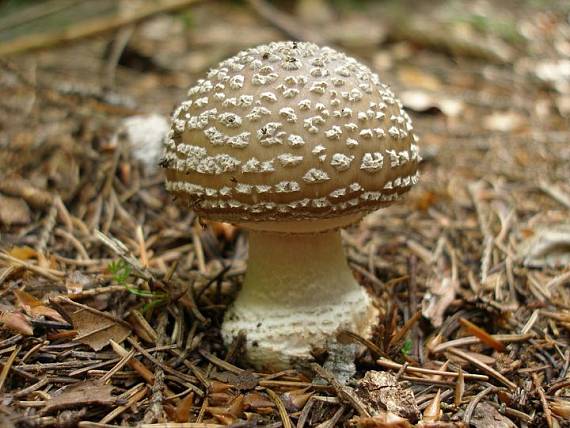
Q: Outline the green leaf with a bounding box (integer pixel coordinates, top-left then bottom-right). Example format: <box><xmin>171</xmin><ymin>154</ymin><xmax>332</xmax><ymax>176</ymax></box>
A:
<box><xmin>107</xmin><ymin>259</ymin><xmax>132</xmax><ymax>285</ymax></box>
<box><xmin>401</xmin><ymin>338</ymin><xmax>413</xmax><ymax>356</ymax></box>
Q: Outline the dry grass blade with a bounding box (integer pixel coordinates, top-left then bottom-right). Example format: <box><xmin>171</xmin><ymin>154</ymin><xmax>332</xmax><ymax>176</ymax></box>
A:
<box><xmin>95</xmin><ymin>230</ymin><xmax>154</xmax><ymax>282</ymax></box>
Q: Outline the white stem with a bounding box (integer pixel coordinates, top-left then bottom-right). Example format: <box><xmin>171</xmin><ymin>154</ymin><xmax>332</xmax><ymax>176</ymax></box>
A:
<box><xmin>222</xmin><ymin>229</ymin><xmax>378</xmax><ymax>370</ymax></box>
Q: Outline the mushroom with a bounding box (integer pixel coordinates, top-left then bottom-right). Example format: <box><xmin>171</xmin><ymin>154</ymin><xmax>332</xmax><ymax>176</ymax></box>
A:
<box><xmin>161</xmin><ymin>41</ymin><xmax>420</xmax><ymax>370</ymax></box>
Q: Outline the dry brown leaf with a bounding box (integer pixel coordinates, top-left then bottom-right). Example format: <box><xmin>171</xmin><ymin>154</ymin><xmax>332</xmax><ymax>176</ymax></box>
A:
<box><xmin>483</xmin><ymin>111</ymin><xmax>525</xmax><ymax>132</ymax></box>
<box><xmin>0</xmin><ymin>195</ymin><xmax>31</xmax><ymax>226</ymax></box>
<box><xmin>14</xmin><ymin>289</ymin><xmax>66</xmax><ymax>324</ymax></box>
<box><xmin>175</xmin><ymin>391</ymin><xmax>194</xmax><ymax>422</ymax></box>
<box><xmin>351</xmin><ymin>412</ymin><xmax>413</xmax><ymax>428</ymax></box>
<box><xmin>423</xmin><ymin>389</ymin><xmax>442</xmax><ymax>422</ymax></box>
<box><xmin>400</xmin><ymin>90</ymin><xmax>463</xmax><ymax>117</ymax></box>
<box><xmin>0</xmin><ymin>308</ymin><xmax>33</xmax><ymax>336</ymax></box>
<box><xmin>244</xmin><ymin>391</ymin><xmax>276</xmax><ymax>410</ymax></box>
<box><xmin>8</xmin><ymin>246</ymin><xmax>37</xmax><ymax>261</ymax></box>
<box><xmin>398</xmin><ymin>67</ymin><xmax>442</xmax><ymax>91</ymax></box>
<box><xmin>459</xmin><ymin>318</ymin><xmax>505</xmax><ymax>352</ymax></box>
<box><xmin>422</xmin><ymin>276</ymin><xmax>459</xmax><ymax>327</ymax></box>
<box><xmin>517</xmin><ymin>224</ymin><xmax>570</xmax><ymax>268</ymax></box>
<box><xmin>534</xmin><ymin>59</ymin><xmax>570</xmax><ymax>93</ymax></box>
<box><xmin>215</xmin><ymin>370</ymin><xmax>258</xmax><ymax>391</ymax></box>
<box><xmin>117</xmin><ymin>114</ymin><xmax>169</xmax><ymax>173</ymax></box>
<box><xmin>355</xmin><ymin>371</ymin><xmax>420</xmax><ymax>423</ymax></box>
<box><xmin>470</xmin><ymin>402</ymin><xmax>516</xmax><ymax>428</ymax></box>
<box><xmin>43</xmin><ymin>381</ymin><xmax>114</xmax><ymax>413</ymax></box>
<box><xmin>61</xmin><ymin>301</ymin><xmax>131</xmax><ymax>351</ymax></box>
<box><xmin>208</xmin><ymin>221</ymin><xmax>239</xmax><ymax>241</ymax></box>
<box><xmin>64</xmin><ymin>271</ymin><xmax>92</xmax><ymax>295</ymax></box>
<box><xmin>550</xmin><ymin>399</ymin><xmax>570</xmax><ymax>419</ymax></box>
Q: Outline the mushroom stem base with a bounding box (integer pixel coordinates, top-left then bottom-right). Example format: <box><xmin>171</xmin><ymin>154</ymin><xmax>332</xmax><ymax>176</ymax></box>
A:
<box><xmin>222</xmin><ymin>229</ymin><xmax>379</xmax><ymax>371</ymax></box>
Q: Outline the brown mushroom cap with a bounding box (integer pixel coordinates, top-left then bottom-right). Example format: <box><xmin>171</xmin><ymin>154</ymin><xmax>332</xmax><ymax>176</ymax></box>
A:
<box><xmin>161</xmin><ymin>41</ymin><xmax>420</xmax><ymax>228</ymax></box>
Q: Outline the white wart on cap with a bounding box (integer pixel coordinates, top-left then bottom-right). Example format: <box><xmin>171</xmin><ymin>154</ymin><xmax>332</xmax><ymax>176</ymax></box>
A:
<box><xmin>161</xmin><ymin>41</ymin><xmax>420</xmax><ymax>370</ymax></box>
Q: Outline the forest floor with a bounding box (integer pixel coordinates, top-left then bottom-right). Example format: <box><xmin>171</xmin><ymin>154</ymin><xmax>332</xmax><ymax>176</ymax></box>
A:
<box><xmin>0</xmin><ymin>0</ymin><xmax>569</xmax><ymax>426</ymax></box>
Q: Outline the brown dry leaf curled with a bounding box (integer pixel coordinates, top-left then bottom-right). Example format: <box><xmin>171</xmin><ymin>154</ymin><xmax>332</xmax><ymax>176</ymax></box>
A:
<box><xmin>351</xmin><ymin>412</ymin><xmax>413</xmax><ymax>428</ymax></box>
<box><xmin>8</xmin><ymin>246</ymin><xmax>37</xmax><ymax>261</ymax></box>
<box><xmin>0</xmin><ymin>195</ymin><xmax>31</xmax><ymax>226</ymax></box>
<box><xmin>60</xmin><ymin>300</ymin><xmax>131</xmax><ymax>351</ymax></box>
<box><xmin>43</xmin><ymin>381</ymin><xmax>115</xmax><ymax>413</ymax></box>
<box><xmin>517</xmin><ymin>224</ymin><xmax>570</xmax><ymax>268</ymax></box>
<box><xmin>14</xmin><ymin>289</ymin><xmax>66</xmax><ymax>324</ymax></box>
<box><xmin>0</xmin><ymin>307</ymin><xmax>33</xmax><ymax>336</ymax></box>
<box><xmin>422</xmin><ymin>276</ymin><xmax>459</xmax><ymax>327</ymax></box>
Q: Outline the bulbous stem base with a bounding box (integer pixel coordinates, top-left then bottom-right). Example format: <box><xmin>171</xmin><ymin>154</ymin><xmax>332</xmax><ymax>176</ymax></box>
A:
<box><xmin>222</xmin><ymin>229</ymin><xmax>379</xmax><ymax>371</ymax></box>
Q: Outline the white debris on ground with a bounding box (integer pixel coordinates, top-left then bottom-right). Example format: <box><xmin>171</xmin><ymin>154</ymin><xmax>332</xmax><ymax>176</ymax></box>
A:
<box><xmin>116</xmin><ymin>114</ymin><xmax>169</xmax><ymax>173</ymax></box>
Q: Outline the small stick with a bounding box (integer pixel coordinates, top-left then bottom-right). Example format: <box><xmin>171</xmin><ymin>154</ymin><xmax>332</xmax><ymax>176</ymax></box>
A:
<box><xmin>458</xmin><ymin>318</ymin><xmax>505</xmax><ymax>352</ymax></box>
<box><xmin>431</xmin><ymin>333</ymin><xmax>534</xmax><ymax>354</ymax></box>
<box><xmin>99</xmin><ymin>383</ymin><xmax>148</xmax><ymax>424</ymax></box>
<box><xmin>13</xmin><ymin>377</ymin><xmax>49</xmax><ymax>398</ymax></box>
<box><xmin>0</xmin><ymin>252</ymin><xmax>64</xmax><ymax>281</ymax></box>
<box><xmin>99</xmin><ymin>348</ymin><xmax>136</xmax><ymax>384</ymax></box>
<box><xmin>199</xmin><ymin>350</ymin><xmax>243</xmax><ymax>374</ymax></box>
<box><xmin>337</xmin><ymin>330</ymin><xmax>391</xmax><ymax>359</ymax></box>
<box><xmin>36</xmin><ymin>200</ymin><xmax>58</xmax><ymax>256</ymax></box>
<box><xmin>266</xmin><ymin>388</ymin><xmax>293</xmax><ymax>428</ymax></box>
<box><xmin>110</xmin><ymin>339</ymin><xmax>155</xmax><ymax>385</ymax></box>
<box><xmin>539</xmin><ymin>180</ymin><xmax>570</xmax><ymax>209</ymax></box>
<box><xmin>463</xmin><ymin>386</ymin><xmax>495</xmax><ymax>425</ymax></box>
<box><xmin>532</xmin><ymin>373</ymin><xmax>554</xmax><ymax>428</ymax></box>
<box><xmin>388</xmin><ymin>310</ymin><xmax>422</xmax><ymax>349</ymax></box>
<box><xmin>446</xmin><ymin>347</ymin><xmax>516</xmax><ymax>390</ymax></box>
<box><xmin>0</xmin><ymin>345</ymin><xmax>21</xmax><ymax>392</ymax></box>
<box><xmin>311</xmin><ymin>363</ymin><xmax>370</xmax><ymax>417</ymax></box>
<box><xmin>297</xmin><ymin>396</ymin><xmax>315</xmax><ymax>428</ymax></box>
<box><xmin>376</xmin><ymin>358</ymin><xmax>488</xmax><ymax>381</ymax></box>
<box><xmin>54</xmin><ymin>228</ymin><xmax>90</xmax><ymax>260</ymax></box>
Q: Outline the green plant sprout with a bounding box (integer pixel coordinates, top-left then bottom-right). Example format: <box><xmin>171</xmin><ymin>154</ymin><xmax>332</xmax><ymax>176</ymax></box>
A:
<box><xmin>108</xmin><ymin>259</ymin><xmax>168</xmax><ymax>314</ymax></box>
<box><xmin>401</xmin><ymin>338</ymin><xmax>413</xmax><ymax>356</ymax></box>
<box><xmin>107</xmin><ymin>259</ymin><xmax>132</xmax><ymax>285</ymax></box>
